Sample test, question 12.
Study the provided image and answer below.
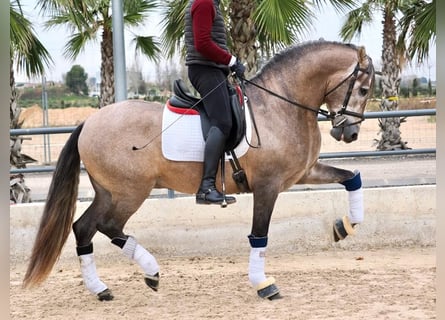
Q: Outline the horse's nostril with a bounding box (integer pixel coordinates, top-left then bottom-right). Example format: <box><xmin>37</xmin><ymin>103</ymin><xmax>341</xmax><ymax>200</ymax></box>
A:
<box><xmin>351</xmin><ymin>133</ymin><xmax>358</xmax><ymax>141</ymax></box>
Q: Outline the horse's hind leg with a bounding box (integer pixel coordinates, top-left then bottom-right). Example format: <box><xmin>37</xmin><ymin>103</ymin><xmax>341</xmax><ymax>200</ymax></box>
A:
<box><xmin>300</xmin><ymin>162</ymin><xmax>364</xmax><ymax>241</ymax></box>
<box><xmin>72</xmin><ymin>188</ymin><xmax>113</xmax><ymax>301</ymax></box>
<box><xmin>72</xmin><ymin>178</ymin><xmax>160</xmax><ymax>300</ymax></box>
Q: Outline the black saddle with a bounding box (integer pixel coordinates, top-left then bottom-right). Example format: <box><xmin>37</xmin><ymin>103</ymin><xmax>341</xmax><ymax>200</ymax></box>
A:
<box><xmin>169</xmin><ymin>79</ymin><xmax>246</xmax><ymax>152</ymax></box>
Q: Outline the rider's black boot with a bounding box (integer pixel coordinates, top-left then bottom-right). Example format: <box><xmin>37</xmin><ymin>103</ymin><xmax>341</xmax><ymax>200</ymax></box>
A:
<box><xmin>196</xmin><ymin>126</ymin><xmax>236</xmax><ymax>205</ymax></box>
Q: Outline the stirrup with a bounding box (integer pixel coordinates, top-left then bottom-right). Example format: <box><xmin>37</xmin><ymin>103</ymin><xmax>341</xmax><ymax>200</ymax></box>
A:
<box><xmin>196</xmin><ymin>187</ymin><xmax>236</xmax><ymax>206</ymax></box>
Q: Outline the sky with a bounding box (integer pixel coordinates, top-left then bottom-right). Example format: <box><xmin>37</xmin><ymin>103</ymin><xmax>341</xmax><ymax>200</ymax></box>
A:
<box><xmin>15</xmin><ymin>0</ymin><xmax>436</xmax><ymax>83</ymax></box>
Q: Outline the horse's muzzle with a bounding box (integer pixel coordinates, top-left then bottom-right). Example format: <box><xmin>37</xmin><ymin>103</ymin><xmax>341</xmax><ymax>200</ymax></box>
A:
<box><xmin>330</xmin><ymin>124</ymin><xmax>359</xmax><ymax>143</ymax></box>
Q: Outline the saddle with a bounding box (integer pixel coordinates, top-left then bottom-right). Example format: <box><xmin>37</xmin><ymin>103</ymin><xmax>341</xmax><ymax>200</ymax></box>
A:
<box><xmin>169</xmin><ymin>79</ymin><xmax>246</xmax><ymax>152</ymax></box>
<box><xmin>168</xmin><ymin>79</ymin><xmax>250</xmax><ymax>192</ymax></box>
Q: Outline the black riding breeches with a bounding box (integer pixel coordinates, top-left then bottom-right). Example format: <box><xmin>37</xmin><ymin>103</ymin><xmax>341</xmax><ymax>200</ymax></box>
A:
<box><xmin>188</xmin><ymin>64</ymin><xmax>232</xmax><ymax>137</ymax></box>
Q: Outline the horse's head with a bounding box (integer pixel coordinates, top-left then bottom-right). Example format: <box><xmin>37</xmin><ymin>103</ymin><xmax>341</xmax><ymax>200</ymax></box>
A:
<box><xmin>323</xmin><ymin>46</ymin><xmax>375</xmax><ymax>143</ymax></box>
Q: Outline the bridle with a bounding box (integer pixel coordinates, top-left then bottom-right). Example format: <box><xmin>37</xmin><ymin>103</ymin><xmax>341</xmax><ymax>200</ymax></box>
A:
<box><xmin>324</xmin><ymin>60</ymin><xmax>372</xmax><ymax>127</ymax></box>
<box><xmin>241</xmin><ymin>57</ymin><xmax>373</xmax><ymax>128</ymax></box>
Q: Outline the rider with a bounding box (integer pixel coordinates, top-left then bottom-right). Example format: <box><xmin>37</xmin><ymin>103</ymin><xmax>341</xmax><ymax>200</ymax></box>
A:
<box><xmin>185</xmin><ymin>0</ymin><xmax>246</xmax><ymax>205</ymax></box>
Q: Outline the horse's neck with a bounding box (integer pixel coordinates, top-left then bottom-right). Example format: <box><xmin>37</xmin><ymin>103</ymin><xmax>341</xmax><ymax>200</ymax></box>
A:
<box><xmin>253</xmin><ymin>47</ymin><xmax>357</xmax><ymax>110</ymax></box>
<box><xmin>251</xmin><ymin>67</ymin><xmax>325</xmax><ymax>112</ymax></box>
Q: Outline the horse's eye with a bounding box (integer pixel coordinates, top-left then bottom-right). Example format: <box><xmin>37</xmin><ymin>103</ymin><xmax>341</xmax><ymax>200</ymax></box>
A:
<box><xmin>359</xmin><ymin>88</ymin><xmax>369</xmax><ymax>96</ymax></box>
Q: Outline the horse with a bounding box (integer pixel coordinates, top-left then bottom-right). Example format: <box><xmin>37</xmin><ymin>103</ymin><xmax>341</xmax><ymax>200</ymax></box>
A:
<box><xmin>23</xmin><ymin>40</ymin><xmax>375</xmax><ymax>301</ymax></box>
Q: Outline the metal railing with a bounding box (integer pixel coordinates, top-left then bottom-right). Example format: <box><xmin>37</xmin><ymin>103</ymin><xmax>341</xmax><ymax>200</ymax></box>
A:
<box><xmin>10</xmin><ymin>108</ymin><xmax>436</xmax><ymax>174</ymax></box>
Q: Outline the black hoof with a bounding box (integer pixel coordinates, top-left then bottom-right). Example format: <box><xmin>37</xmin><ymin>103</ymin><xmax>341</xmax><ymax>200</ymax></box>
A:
<box><xmin>97</xmin><ymin>288</ymin><xmax>114</xmax><ymax>301</ymax></box>
<box><xmin>144</xmin><ymin>273</ymin><xmax>159</xmax><ymax>292</ymax></box>
<box><xmin>333</xmin><ymin>218</ymin><xmax>347</xmax><ymax>242</ymax></box>
<box><xmin>267</xmin><ymin>291</ymin><xmax>283</xmax><ymax>300</ymax></box>
<box><xmin>333</xmin><ymin>216</ymin><xmax>357</xmax><ymax>242</ymax></box>
<box><xmin>257</xmin><ymin>283</ymin><xmax>280</xmax><ymax>300</ymax></box>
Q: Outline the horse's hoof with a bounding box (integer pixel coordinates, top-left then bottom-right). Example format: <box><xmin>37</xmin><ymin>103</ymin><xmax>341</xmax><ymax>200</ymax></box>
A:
<box><xmin>267</xmin><ymin>291</ymin><xmax>283</xmax><ymax>300</ymax></box>
<box><xmin>144</xmin><ymin>272</ymin><xmax>159</xmax><ymax>292</ymax></box>
<box><xmin>256</xmin><ymin>277</ymin><xmax>280</xmax><ymax>300</ymax></box>
<box><xmin>333</xmin><ymin>218</ymin><xmax>347</xmax><ymax>242</ymax></box>
<box><xmin>333</xmin><ymin>216</ymin><xmax>356</xmax><ymax>242</ymax></box>
<box><xmin>97</xmin><ymin>288</ymin><xmax>114</xmax><ymax>301</ymax></box>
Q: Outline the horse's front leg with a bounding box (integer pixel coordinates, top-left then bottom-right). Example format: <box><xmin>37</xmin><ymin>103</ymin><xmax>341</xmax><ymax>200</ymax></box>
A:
<box><xmin>249</xmin><ymin>184</ymin><xmax>282</xmax><ymax>300</ymax></box>
<box><xmin>300</xmin><ymin>161</ymin><xmax>363</xmax><ymax>241</ymax></box>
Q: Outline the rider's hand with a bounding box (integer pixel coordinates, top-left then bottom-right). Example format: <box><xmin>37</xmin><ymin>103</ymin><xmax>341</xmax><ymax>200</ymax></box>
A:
<box><xmin>230</xmin><ymin>59</ymin><xmax>246</xmax><ymax>79</ymax></box>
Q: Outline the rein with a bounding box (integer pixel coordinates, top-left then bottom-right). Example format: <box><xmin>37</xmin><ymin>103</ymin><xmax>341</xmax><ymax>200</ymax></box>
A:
<box><xmin>241</xmin><ymin>60</ymin><xmax>370</xmax><ymax>128</ymax></box>
<box><xmin>132</xmin><ymin>77</ymin><xmax>229</xmax><ymax>151</ymax></box>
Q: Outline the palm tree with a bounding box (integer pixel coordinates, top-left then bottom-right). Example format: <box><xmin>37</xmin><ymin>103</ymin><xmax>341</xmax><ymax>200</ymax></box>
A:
<box><xmin>160</xmin><ymin>0</ymin><xmax>356</xmax><ymax>76</ymax></box>
<box><xmin>398</xmin><ymin>0</ymin><xmax>435</xmax><ymax>65</ymax></box>
<box><xmin>229</xmin><ymin>0</ymin><xmax>314</xmax><ymax>76</ymax></box>
<box><xmin>37</xmin><ymin>0</ymin><xmax>161</xmax><ymax>108</ymax></box>
<box><xmin>340</xmin><ymin>0</ymin><xmax>435</xmax><ymax>150</ymax></box>
<box><xmin>10</xmin><ymin>0</ymin><xmax>53</xmax><ymax>203</ymax></box>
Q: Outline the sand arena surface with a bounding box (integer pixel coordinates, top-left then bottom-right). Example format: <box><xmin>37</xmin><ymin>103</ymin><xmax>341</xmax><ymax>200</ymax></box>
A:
<box><xmin>12</xmin><ymin>106</ymin><xmax>436</xmax><ymax>319</ymax></box>
<box><xmin>10</xmin><ymin>248</ymin><xmax>435</xmax><ymax>319</ymax></box>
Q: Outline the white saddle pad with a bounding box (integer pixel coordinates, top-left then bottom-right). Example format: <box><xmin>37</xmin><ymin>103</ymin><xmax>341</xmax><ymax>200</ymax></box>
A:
<box><xmin>161</xmin><ymin>104</ymin><xmax>252</xmax><ymax>162</ymax></box>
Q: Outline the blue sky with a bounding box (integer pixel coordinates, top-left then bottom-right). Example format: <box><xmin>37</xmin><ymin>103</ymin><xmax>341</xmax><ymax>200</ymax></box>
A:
<box><xmin>15</xmin><ymin>0</ymin><xmax>436</xmax><ymax>83</ymax></box>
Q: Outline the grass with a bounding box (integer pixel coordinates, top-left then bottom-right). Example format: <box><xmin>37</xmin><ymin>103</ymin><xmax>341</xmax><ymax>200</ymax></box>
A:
<box><xmin>18</xmin><ymin>85</ymin><xmax>100</xmax><ymax>109</ymax></box>
<box><xmin>366</xmin><ymin>96</ymin><xmax>436</xmax><ymax>112</ymax></box>
<box><xmin>19</xmin><ymin>96</ymin><xmax>99</xmax><ymax>109</ymax></box>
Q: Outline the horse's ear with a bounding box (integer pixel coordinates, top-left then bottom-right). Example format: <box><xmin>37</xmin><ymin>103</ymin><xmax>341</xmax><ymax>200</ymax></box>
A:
<box><xmin>357</xmin><ymin>46</ymin><xmax>367</xmax><ymax>66</ymax></box>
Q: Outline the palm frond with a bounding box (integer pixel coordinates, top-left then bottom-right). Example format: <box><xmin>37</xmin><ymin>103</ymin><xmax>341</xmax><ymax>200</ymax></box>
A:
<box><xmin>339</xmin><ymin>2</ymin><xmax>373</xmax><ymax>41</ymax></box>
<box><xmin>159</xmin><ymin>0</ymin><xmax>188</xmax><ymax>59</ymax></box>
<box><xmin>10</xmin><ymin>1</ymin><xmax>53</xmax><ymax>77</ymax></box>
<box><xmin>63</xmin><ymin>31</ymin><xmax>94</xmax><ymax>61</ymax></box>
<box><xmin>254</xmin><ymin>0</ymin><xmax>313</xmax><ymax>45</ymax></box>
<box><xmin>124</xmin><ymin>0</ymin><xmax>158</xmax><ymax>26</ymax></box>
<box><xmin>398</xmin><ymin>0</ymin><xmax>435</xmax><ymax>64</ymax></box>
<box><xmin>312</xmin><ymin>0</ymin><xmax>358</xmax><ymax>12</ymax></box>
<box><xmin>131</xmin><ymin>35</ymin><xmax>162</xmax><ymax>62</ymax></box>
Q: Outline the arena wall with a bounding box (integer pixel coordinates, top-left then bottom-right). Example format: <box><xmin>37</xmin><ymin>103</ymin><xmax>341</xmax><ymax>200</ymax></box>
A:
<box><xmin>10</xmin><ymin>185</ymin><xmax>436</xmax><ymax>263</ymax></box>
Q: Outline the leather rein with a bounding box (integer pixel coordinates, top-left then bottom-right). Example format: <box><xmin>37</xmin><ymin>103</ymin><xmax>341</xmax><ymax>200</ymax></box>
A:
<box><xmin>240</xmin><ymin>60</ymin><xmax>371</xmax><ymax>128</ymax></box>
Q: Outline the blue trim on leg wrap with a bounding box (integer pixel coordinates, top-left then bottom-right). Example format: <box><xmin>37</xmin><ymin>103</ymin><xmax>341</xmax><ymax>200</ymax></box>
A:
<box><xmin>248</xmin><ymin>234</ymin><xmax>268</xmax><ymax>247</ymax></box>
<box><xmin>76</xmin><ymin>243</ymin><xmax>93</xmax><ymax>256</ymax></box>
<box><xmin>340</xmin><ymin>171</ymin><xmax>362</xmax><ymax>191</ymax></box>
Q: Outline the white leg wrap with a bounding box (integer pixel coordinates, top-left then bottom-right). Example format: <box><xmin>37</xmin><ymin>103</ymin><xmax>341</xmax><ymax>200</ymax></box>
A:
<box><xmin>122</xmin><ymin>236</ymin><xmax>159</xmax><ymax>276</ymax></box>
<box><xmin>79</xmin><ymin>253</ymin><xmax>108</xmax><ymax>295</ymax></box>
<box><xmin>348</xmin><ymin>187</ymin><xmax>364</xmax><ymax>224</ymax></box>
<box><xmin>248</xmin><ymin>247</ymin><xmax>267</xmax><ymax>288</ymax></box>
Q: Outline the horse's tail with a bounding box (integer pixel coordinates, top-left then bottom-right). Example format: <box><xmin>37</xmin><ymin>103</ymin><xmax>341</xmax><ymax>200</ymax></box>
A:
<box><xmin>23</xmin><ymin>123</ymin><xmax>84</xmax><ymax>288</ymax></box>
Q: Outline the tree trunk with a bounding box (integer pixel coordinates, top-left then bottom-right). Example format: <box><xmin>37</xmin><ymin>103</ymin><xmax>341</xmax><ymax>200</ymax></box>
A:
<box><xmin>100</xmin><ymin>26</ymin><xmax>115</xmax><ymax>108</ymax></box>
<box><xmin>376</xmin><ymin>4</ymin><xmax>409</xmax><ymax>150</ymax></box>
<box><xmin>229</xmin><ymin>0</ymin><xmax>257</xmax><ymax>77</ymax></box>
<box><xmin>10</xmin><ymin>59</ymin><xmax>33</xmax><ymax>203</ymax></box>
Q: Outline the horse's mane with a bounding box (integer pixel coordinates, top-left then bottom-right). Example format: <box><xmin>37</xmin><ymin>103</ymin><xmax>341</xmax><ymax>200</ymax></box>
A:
<box><xmin>252</xmin><ymin>40</ymin><xmax>359</xmax><ymax>81</ymax></box>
